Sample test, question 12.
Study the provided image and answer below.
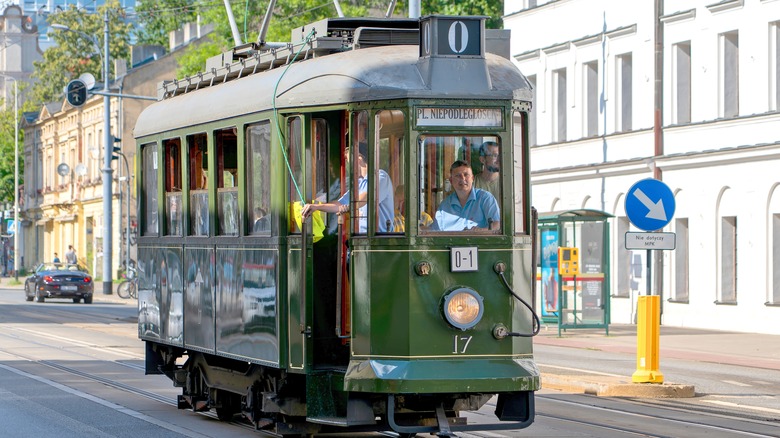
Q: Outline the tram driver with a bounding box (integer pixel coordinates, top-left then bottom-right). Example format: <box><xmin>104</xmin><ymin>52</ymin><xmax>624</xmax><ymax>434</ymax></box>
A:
<box><xmin>431</xmin><ymin>160</ymin><xmax>500</xmax><ymax>232</ymax></box>
<box><xmin>301</xmin><ymin>142</ymin><xmax>394</xmax><ymax>233</ymax></box>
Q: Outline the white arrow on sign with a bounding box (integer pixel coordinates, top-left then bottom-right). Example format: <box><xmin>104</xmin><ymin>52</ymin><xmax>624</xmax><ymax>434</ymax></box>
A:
<box><xmin>632</xmin><ymin>188</ymin><xmax>668</xmax><ymax>221</ymax></box>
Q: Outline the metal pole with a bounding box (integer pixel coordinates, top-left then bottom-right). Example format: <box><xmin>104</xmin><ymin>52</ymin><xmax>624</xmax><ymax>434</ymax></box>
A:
<box><xmin>409</xmin><ymin>0</ymin><xmax>420</xmax><ymax>18</ymax></box>
<box><xmin>13</xmin><ymin>79</ymin><xmax>19</xmax><ymax>280</ymax></box>
<box><xmin>102</xmin><ymin>9</ymin><xmax>113</xmax><ymax>294</ymax></box>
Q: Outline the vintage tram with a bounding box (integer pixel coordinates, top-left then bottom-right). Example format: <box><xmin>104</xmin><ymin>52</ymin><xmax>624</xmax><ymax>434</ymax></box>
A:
<box><xmin>134</xmin><ymin>15</ymin><xmax>539</xmax><ymax>437</ymax></box>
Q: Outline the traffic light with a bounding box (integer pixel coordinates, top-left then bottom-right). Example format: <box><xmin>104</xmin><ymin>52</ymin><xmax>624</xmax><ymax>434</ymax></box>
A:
<box><xmin>66</xmin><ymin>79</ymin><xmax>88</xmax><ymax>107</ymax></box>
<box><xmin>111</xmin><ymin>136</ymin><xmax>122</xmax><ymax>161</ymax></box>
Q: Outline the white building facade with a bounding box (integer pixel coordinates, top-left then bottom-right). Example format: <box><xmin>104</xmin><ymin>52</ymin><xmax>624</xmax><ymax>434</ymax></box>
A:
<box><xmin>505</xmin><ymin>0</ymin><xmax>780</xmax><ymax>334</ymax></box>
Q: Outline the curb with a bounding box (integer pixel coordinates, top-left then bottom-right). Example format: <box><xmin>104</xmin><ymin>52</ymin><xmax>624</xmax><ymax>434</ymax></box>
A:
<box><xmin>542</xmin><ymin>373</ymin><xmax>695</xmax><ymax>398</ymax></box>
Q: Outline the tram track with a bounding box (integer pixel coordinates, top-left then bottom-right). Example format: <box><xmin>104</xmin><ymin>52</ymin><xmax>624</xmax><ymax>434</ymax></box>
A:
<box><xmin>535</xmin><ymin>393</ymin><xmax>780</xmax><ymax>438</ymax></box>
<box><xmin>1</xmin><ymin>303</ymin><xmax>776</xmax><ymax>438</ymax></box>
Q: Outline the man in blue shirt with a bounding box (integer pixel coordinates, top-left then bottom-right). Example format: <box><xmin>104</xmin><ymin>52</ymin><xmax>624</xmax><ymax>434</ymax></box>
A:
<box><xmin>432</xmin><ymin>160</ymin><xmax>500</xmax><ymax>232</ymax></box>
<box><xmin>302</xmin><ymin>142</ymin><xmax>394</xmax><ymax>233</ymax></box>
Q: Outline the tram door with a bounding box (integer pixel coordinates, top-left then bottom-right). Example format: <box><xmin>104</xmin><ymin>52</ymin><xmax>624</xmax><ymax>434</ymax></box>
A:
<box><xmin>286</xmin><ymin>112</ymin><xmax>348</xmax><ymax>372</ymax></box>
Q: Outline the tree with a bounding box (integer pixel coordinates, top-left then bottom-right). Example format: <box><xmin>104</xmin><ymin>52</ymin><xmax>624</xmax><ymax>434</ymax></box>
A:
<box><xmin>30</xmin><ymin>1</ymin><xmax>133</xmax><ymax>105</ymax></box>
<box><xmin>420</xmin><ymin>0</ymin><xmax>503</xmax><ymax>29</ymax></box>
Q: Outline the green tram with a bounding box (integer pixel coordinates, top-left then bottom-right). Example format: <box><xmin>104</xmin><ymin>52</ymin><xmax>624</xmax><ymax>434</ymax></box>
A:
<box><xmin>134</xmin><ymin>15</ymin><xmax>539</xmax><ymax>437</ymax></box>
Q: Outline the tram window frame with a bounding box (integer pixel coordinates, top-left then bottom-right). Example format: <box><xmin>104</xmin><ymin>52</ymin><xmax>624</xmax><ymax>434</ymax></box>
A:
<box><xmin>288</xmin><ymin>116</ymin><xmax>304</xmax><ymax>235</ymax></box>
<box><xmin>188</xmin><ymin>133</ymin><xmax>209</xmax><ymax>237</ymax></box>
<box><xmin>375</xmin><ymin>109</ymin><xmax>404</xmax><ymax>235</ymax></box>
<box><xmin>216</xmin><ymin>127</ymin><xmax>239</xmax><ymax>236</ymax></box>
<box><xmin>163</xmin><ymin>138</ymin><xmax>183</xmax><ymax>236</ymax></box>
<box><xmin>246</xmin><ymin>121</ymin><xmax>272</xmax><ymax>235</ymax></box>
<box><xmin>417</xmin><ymin>134</ymin><xmax>502</xmax><ymax>235</ymax></box>
<box><xmin>141</xmin><ymin>142</ymin><xmax>159</xmax><ymax>236</ymax></box>
<box><xmin>512</xmin><ymin>110</ymin><xmax>526</xmax><ymax>234</ymax></box>
<box><xmin>349</xmin><ymin>110</ymin><xmax>369</xmax><ymax>235</ymax></box>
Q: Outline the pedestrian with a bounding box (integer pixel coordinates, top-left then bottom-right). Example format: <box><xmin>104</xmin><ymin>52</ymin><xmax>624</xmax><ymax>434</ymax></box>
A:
<box><xmin>65</xmin><ymin>245</ymin><xmax>77</xmax><ymax>264</ymax></box>
<box><xmin>53</xmin><ymin>253</ymin><xmax>60</xmax><ymax>263</ymax></box>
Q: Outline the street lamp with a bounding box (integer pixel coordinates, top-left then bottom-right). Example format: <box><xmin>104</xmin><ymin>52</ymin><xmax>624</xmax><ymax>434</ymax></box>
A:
<box><xmin>51</xmin><ymin>11</ymin><xmax>113</xmax><ymax>294</ymax></box>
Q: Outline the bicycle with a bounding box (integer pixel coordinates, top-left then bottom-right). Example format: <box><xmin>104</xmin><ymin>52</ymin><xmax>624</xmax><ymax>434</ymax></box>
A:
<box><xmin>117</xmin><ymin>265</ymin><xmax>137</xmax><ymax>299</ymax></box>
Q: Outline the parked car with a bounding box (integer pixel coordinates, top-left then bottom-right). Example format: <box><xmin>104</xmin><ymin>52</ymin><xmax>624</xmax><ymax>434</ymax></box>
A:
<box><xmin>24</xmin><ymin>262</ymin><xmax>94</xmax><ymax>304</ymax></box>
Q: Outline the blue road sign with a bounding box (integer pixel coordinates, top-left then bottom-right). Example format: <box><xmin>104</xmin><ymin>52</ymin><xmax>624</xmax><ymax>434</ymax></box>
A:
<box><xmin>625</xmin><ymin>179</ymin><xmax>676</xmax><ymax>231</ymax></box>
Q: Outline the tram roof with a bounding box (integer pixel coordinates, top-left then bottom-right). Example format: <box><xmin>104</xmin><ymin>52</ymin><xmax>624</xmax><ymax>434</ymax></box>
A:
<box><xmin>133</xmin><ymin>44</ymin><xmax>532</xmax><ymax>138</ymax></box>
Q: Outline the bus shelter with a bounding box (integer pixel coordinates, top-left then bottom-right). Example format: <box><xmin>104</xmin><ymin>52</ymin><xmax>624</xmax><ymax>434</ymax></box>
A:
<box><xmin>537</xmin><ymin>209</ymin><xmax>612</xmax><ymax>336</ymax></box>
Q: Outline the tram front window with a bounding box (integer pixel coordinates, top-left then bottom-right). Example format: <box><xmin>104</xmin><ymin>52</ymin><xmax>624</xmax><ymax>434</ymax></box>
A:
<box><xmin>418</xmin><ymin>135</ymin><xmax>502</xmax><ymax>234</ymax></box>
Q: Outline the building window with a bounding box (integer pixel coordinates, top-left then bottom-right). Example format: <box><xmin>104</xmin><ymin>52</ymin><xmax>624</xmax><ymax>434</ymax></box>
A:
<box><xmin>617</xmin><ymin>53</ymin><xmax>632</xmax><ymax>131</ymax></box>
<box><xmin>720</xmin><ymin>31</ymin><xmax>739</xmax><ymax>118</ymax></box>
<box><xmin>774</xmin><ymin>22</ymin><xmax>780</xmax><ymax>111</ymax></box>
<box><xmin>720</xmin><ymin>216</ymin><xmax>737</xmax><ymax>303</ymax></box>
<box><xmin>773</xmin><ymin>214</ymin><xmax>780</xmax><ymax>304</ymax></box>
<box><xmin>584</xmin><ymin>61</ymin><xmax>599</xmax><ymax>137</ymax></box>
<box><xmin>673</xmin><ymin>218</ymin><xmax>689</xmax><ymax>302</ymax></box>
<box><xmin>615</xmin><ymin>216</ymin><xmax>631</xmax><ymax>298</ymax></box>
<box><xmin>553</xmin><ymin>68</ymin><xmax>567</xmax><ymax>142</ymax></box>
<box><xmin>674</xmin><ymin>42</ymin><xmax>691</xmax><ymax>124</ymax></box>
<box><xmin>527</xmin><ymin>74</ymin><xmax>537</xmax><ymax>146</ymax></box>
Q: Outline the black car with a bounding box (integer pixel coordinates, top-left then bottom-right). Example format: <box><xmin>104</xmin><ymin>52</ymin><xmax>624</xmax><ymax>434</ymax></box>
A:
<box><xmin>25</xmin><ymin>263</ymin><xmax>94</xmax><ymax>304</ymax></box>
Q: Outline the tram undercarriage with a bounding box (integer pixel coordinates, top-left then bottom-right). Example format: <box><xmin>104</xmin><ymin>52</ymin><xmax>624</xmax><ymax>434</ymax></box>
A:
<box><xmin>146</xmin><ymin>342</ymin><xmax>534</xmax><ymax>436</ymax></box>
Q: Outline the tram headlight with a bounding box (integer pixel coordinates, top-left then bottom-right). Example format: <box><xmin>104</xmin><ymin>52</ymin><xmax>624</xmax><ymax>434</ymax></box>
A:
<box><xmin>442</xmin><ymin>288</ymin><xmax>484</xmax><ymax>330</ymax></box>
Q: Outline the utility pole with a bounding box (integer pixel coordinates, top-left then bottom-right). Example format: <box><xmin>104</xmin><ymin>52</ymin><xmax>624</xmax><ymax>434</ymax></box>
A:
<box><xmin>101</xmin><ymin>9</ymin><xmax>113</xmax><ymax>294</ymax></box>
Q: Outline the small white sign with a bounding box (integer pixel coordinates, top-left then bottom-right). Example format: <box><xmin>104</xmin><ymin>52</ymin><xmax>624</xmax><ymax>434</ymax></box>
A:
<box><xmin>625</xmin><ymin>232</ymin><xmax>676</xmax><ymax>250</ymax></box>
<box><xmin>451</xmin><ymin>247</ymin><xmax>478</xmax><ymax>272</ymax></box>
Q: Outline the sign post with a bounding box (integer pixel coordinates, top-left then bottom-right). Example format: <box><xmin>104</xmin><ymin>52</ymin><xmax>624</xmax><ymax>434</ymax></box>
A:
<box><xmin>624</xmin><ymin>178</ymin><xmax>676</xmax><ymax>384</ymax></box>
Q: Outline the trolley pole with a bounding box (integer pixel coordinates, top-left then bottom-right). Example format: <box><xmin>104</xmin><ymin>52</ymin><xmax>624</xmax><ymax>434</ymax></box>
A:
<box><xmin>101</xmin><ymin>9</ymin><xmax>113</xmax><ymax>294</ymax></box>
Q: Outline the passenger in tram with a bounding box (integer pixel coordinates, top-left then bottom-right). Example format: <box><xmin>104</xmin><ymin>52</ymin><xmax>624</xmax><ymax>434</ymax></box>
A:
<box><xmin>301</xmin><ymin>142</ymin><xmax>394</xmax><ymax>233</ymax></box>
<box><xmin>474</xmin><ymin>141</ymin><xmax>501</xmax><ymax>201</ymax></box>
<box><xmin>431</xmin><ymin>160</ymin><xmax>500</xmax><ymax>232</ymax></box>
<box><xmin>393</xmin><ymin>184</ymin><xmax>432</xmax><ymax>232</ymax></box>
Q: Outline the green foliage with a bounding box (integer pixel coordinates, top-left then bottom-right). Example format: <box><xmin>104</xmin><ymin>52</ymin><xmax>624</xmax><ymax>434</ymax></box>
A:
<box><xmin>30</xmin><ymin>1</ymin><xmax>133</xmax><ymax>105</ymax></box>
<box><xmin>0</xmin><ymin>107</ymin><xmax>20</xmax><ymax>204</ymax></box>
<box><xmin>139</xmin><ymin>0</ymin><xmax>502</xmax><ymax>79</ymax></box>
<box><xmin>420</xmin><ymin>0</ymin><xmax>503</xmax><ymax>29</ymax></box>
<box><xmin>135</xmin><ymin>0</ymin><xmax>200</xmax><ymax>47</ymax></box>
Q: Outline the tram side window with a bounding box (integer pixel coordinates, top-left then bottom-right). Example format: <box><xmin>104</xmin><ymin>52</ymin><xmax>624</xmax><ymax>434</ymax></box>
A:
<box><xmin>288</xmin><ymin>116</ymin><xmax>304</xmax><ymax>234</ymax></box>
<box><xmin>513</xmin><ymin>110</ymin><xmax>526</xmax><ymax>234</ymax></box>
<box><xmin>188</xmin><ymin>133</ymin><xmax>209</xmax><ymax>236</ymax></box>
<box><xmin>246</xmin><ymin>122</ymin><xmax>271</xmax><ymax>235</ymax></box>
<box><xmin>418</xmin><ymin>135</ymin><xmax>502</xmax><ymax>234</ymax></box>
<box><xmin>349</xmin><ymin>111</ymin><xmax>368</xmax><ymax>234</ymax></box>
<box><xmin>375</xmin><ymin>110</ymin><xmax>404</xmax><ymax>234</ymax></box>
<box><xmin>216</xmin><ymin>127</ymin><xmax>239</xmax><ymax>236</ymax></box>
<box><xmin>141</xmin><ymin>142</ymin><xmax>159</xmax><ymax>236</ymax></box>
<box><xmin>163</xmin><ymin>138</ymin><xmax>182</xmax><ymax>236</ymax></box>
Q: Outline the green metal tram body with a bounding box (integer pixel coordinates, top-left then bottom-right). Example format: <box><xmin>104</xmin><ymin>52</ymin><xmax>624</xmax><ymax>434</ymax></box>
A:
<box><xmin>134</xmin><ymin>16</ymin><xmax>539</xmax><ymax>436</ymax></box>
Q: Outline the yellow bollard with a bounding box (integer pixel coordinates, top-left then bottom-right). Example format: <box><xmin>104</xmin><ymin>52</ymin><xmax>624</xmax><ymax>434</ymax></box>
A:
<box><xmin>632</xmin><ymin>295</ymin><xmax>664</xmax><ymax>383</ymax></box>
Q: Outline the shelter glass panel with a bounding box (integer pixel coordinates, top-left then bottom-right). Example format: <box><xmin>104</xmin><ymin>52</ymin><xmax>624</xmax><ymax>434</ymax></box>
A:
<box><xmin>615</xmin><ymin>216</ymin><xmax>631</xmax><ymax>298</ymax></box>
<box><xmin>163</xmin><ymin>138</ymin><xmax>182</xmax><ymax>236</ymax></box>
<box><xmin>246</xmin><ymin>122</ymin><xmax>272</xmax><ymax>235</ymax></box>
<box><xmin>418</xmin><ymin>134</ymin><xmax>501</xmax><ymax>234</ymax></box>
<box><xmin>141</xmin><ymin>142</ymin><xmax>158</xmax><ymax>236</ymax></box>
<box><xmin>188</xmin><ymin>133</ymin><xmax>209</xmax><ymax>236</ymax></box>
<box><xmin>375</xmin><ymin>110</ymin><xmax>404</xmax><ymax>234</ymax></box>
<box><xmin>216</xmin><ymin>128</ymin><xmax>238</xmax><ymax>236</ymax></box>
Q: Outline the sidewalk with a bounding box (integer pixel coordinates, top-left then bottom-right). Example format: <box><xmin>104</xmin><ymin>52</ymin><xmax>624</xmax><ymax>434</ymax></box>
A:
<box><xmin>535</xmin><ymin>323</ymin><xmax>780</xmax><ymax>397</ymax></box>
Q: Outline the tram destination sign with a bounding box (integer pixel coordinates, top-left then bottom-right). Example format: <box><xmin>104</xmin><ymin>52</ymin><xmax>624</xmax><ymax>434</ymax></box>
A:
<box><xmin>625</xmin><ymin>232</ymin><xmax>676</xmax><ymax>250</ymax></box>
<box><xmin>416</xmin><ymin>107</ymin><xmax>502</xmax><ymax>127</ymax></box>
